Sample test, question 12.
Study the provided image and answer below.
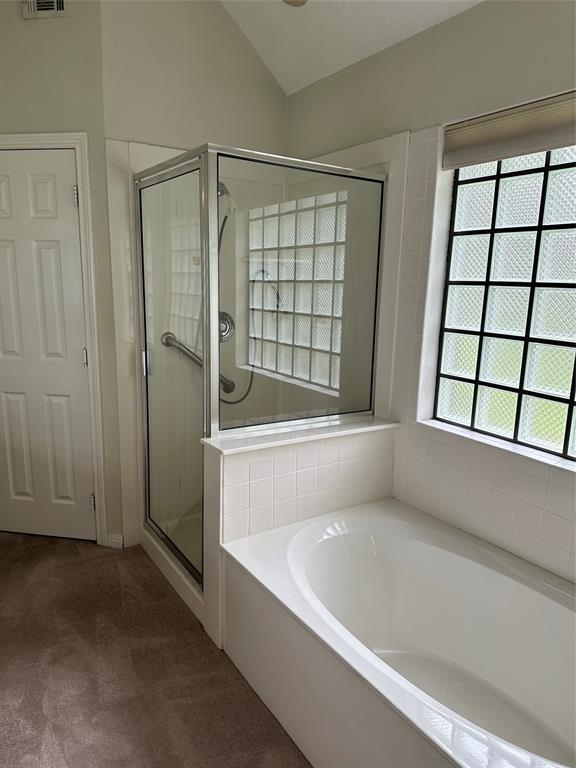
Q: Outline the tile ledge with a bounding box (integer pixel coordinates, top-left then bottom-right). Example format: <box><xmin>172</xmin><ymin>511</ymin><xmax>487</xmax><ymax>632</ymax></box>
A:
<box><xmin>418</xmin><ymin>419</ymin><xmax>576</xmax><ymax>474</ymax></box>
<box><xmin>203</xmin><ymin>418</ymin><xmax>399</xmax><ymax>455</ymax></box>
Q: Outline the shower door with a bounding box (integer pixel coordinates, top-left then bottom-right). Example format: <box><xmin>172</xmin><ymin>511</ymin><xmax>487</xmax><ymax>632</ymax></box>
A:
<box><xmin>137</xmin><ymin>164</ymin><xmax>204</xmax><ymax>582</ymax></box>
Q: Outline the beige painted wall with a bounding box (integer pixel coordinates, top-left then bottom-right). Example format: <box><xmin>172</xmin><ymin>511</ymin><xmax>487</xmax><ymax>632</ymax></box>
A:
<box><xmin>101</xmin><ymin>0</ymin><xmax>287</xmax><ymax>153</ymax></box>
<box><xmin>287</xmin><ymin>0</ymin><xmax>576</xmax><ymax>158</ymax></box>
<box><xmin>0</xmin><ymin>0</ymin><xmax>123</xmax><ymax>535</ymax></box>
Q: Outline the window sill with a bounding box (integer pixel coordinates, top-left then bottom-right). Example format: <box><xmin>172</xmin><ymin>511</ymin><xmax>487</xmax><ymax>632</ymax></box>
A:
<box><xmin>418</xmin><ymin>418</ymin><xmax>576</xmax><ymax>474</ymax></box>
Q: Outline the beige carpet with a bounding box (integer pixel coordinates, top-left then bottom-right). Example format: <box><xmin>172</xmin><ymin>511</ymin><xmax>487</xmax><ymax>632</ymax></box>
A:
<box><xmin>0</xmin><ymin>533</ymin><xmax>310</xmax><ymax>768</ymax></box>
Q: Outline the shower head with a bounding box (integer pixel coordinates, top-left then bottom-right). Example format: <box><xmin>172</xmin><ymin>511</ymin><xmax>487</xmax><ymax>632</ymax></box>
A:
<box><xmin>218</xmin><ymin>182</ymin><xmax>231</xmax><ymax>197</ymax></box>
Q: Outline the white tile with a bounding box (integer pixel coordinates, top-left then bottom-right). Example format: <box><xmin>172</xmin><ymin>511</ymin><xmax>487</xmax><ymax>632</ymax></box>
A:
<box><xmin>249</xmin><ymin>477</ymin><xmax>273</xmax><ymax>509</ymax></box>
<box><xmin>379</xmin><ymin>431</ymin><xmax>395</xmax><ymax>453</ymax></box>
<box><xmin>367</xmin><ymin>472</ymin><xmax>392</xmax><ymax>501</ymax></box>
<box><xmin>274</xmin><ymin>472</ymin><xmax>296</xmax><ymax>502</ymax></box>
<box><xmin>222</xmin><ymin>510</ymin><xmax>249</xmax><ymax>543</ymax></box>
<box><xmin>223</xmin><ymin>460</ymin><xmax>249</xmax><ymax>487</ymax></box>
<box><xmin>273</xmin><ymin>499</ymin><xmax>295</xmax><ymax>527</ymax></box>
<box><xmin>541</xmin><ymin>510</ymin><xmax>575</xmax><ymax>551</ymax></box>
<box><xmin>545</xmin><ymin>481</ymin><xmax>576</xmax><ymax>520</ymax></box>
<box><xmin>318</xmin><ymin>444</ymin><xmax>338</xmax><ymax>465</ymax></box>
<box><xmin>465</xmin><ymin>480</ymin><xmax>489</xmax><ymax>513</ymax></box>
<box><xmin>512</xmin><ymin>528</ymin><xmax>540</xmax><ymax>563</ymax></box>
<box><xmin>408</xmin><ymin>142</ymin><xmax>429</xmax><ymax>174</ymax></box>
<box><xmin>514</xmin><ymin>500</ymin><xmax>544</xmax><ymax>538</ymax></box>
<box><xmin>318</xmin><ymin>463</ymin><xmax>339</xmax><ymax>490</ymax></box>
<box><xmin>547</xmin><ymin>466</ymin><xmax>576</xmax><ymax>489</ymax></box>
<box><xmin>250</xmin><ymin>456</ymin><xmax>273</xmax><ymax>481</ymax></box>
<box><xmin>317</xmin><ymin>487</ymin><xmax>340</xmax><ymax>515</ymax></box>
<box><xmin>274</xmin><ymin>453</ymin><xmax>296</xmax><ymax>476</ymax></box>
<box><xmin>461</xmin><ymin>506</ymin><xmax>487</xmax><ymax>539</ymax></box>
<box><xmin>517</xmin><ymin>471</ymin><xmax>546</xmax><ymax>508</ymax></box>
<box><xmin>296</xmin><ymin>448</ymin><xmax>318</xmax><ymax>470</ymax></box>
<box><xmin>444</xmin><ymin>443</ymin><xmax>469</xmax><ymax>477</ymax></box>
<box><xmin>406</xmin><ymin>431</ymin><xmax>427</xmax><ymax>461</ymax></box>
<box><xmin>401</xmin><ymin>225</ymin><xmax>424</xmax><ymax>257</ymax></box>
<box><xmin>485</xmin><ymin>517</ymin><xmax>514</xmax><ymax>551</ymax></box>
<box><xmin>538</xmin><ymin>540</ymin><xmax>571</xmax><ymax>579</ymax></box>
<box><xmin>468</xmin><ymin>446</ymin><xmax>493</xmax><ymax>485</ymax></box>
<box><xmin>487</xmin><ymin>490</ymin><xmax>515</xmax><ymax>526</ymax></box>
<box><xmin>296</xmin><ymin>468</ymin><xmax>317</xmax><ymax>496</ymax></box>
<box><xmin>249</xmin><ymin>504</ymin><xmax>273</xmax><ymax>535</ymax></box>
<box><xmin>223</xmin><ymin>483</ymin><xmax>248</xmax><ymax>515</ymax></box>
<box><xmin>296</xmin><ymin>493</ymin><xmax>317</xmax><ymax>521</ymax></box>
<box><xmin>339</xmin><ymin>457</ymin><xmax>379</xmax><ymax>485</ymax></box>
<box><xmin>423</xmin><ymin>463</ymin><xmax>445</xmax><ymax>498</ymax></box>
<box><xmin>425</xmin><ymin>439</ymin><xmax>446</xmax><ymax>469</ymax></box>
<box><xmin>443</xmin><ymin>472</ymin><xmax>466</xmax><ymax>503</ymax></box>
<box><xmin>491</xmin><ymin>463</ymin><xmax>517</xmax><ymax>497</ymax></box>
<box><xmin>356</xmin><ymin>432</ymin><xmax>382</xmax><ymax>457</ymax></box>
<box><xmin>338</xmin><ymin>440</ymin><xmax>361</xmax><ymax>461</ymax></box>
<box><xmin>511</xmin><ymin>454</ymin><xmax>547</xmax><ymax>479</ymax></box>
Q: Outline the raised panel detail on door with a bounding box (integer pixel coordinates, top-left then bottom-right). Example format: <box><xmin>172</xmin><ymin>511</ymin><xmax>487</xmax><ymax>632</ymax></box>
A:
<box><xmin>27</xmin><ymin>173</ymin><xmax>58</xmax><ymax>218</ymax></box>
<box><xmin>0</xmin><ymin>240</ymin><xmax>23</xmax><ymax>357</ymax></box>
<box><xmin>0</xmin><ymin>148</ymin><xmax>95</xmax><ymax>539</ymax></box>
<box><xmin>1</xmin><ymin>391</ymin><xmax>35</xmax><ymax>500</ymax></box>
<box><xmin>34</xmin><ymin>240</ymin><xmax>67</xmax><ymax>360</ymax></box>
<box><xmin>0</xmin><ymin>175</ymin><xmax>12</xmax><ymax>218</ymax></box>
<box><xmin>45</xmin><ymin>394</ymin><xmax>76</xmax><ymax>503</ymax></box>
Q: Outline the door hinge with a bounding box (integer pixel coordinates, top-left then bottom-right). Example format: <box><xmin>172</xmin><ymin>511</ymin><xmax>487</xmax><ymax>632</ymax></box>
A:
<box><xmin>73</xmin><ymin>184</ymin><xmax>79</xmax><ymax>207</ymax></box>
<box><xmin>90</xmin><ymin>493</ymin><xmax>96</xmax><ymax>513</ymax></box>
<box><xmin>142</xmin><ymin>349</ymin><xmax>150</xmax><ymax>377</ymax></box>
<box><xmin>82</xmin><ymin>347</ymin><xmax>88</xmax><ymax>367</ymax></box>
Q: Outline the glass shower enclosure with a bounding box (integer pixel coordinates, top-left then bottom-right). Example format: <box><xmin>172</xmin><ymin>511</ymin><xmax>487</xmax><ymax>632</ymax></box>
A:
<box><xmin>134</xmin><ymin>145</ymin><xmax>385</xmax><ymax>585</ymax></box>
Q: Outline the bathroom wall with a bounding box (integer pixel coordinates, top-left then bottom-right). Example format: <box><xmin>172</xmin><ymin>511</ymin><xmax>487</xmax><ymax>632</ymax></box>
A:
<box><xmin>283</xmin><ymin>0</ymin><xmax>576</xmax><ymax>579</ymax></box>
<box><xmin>100</xmin><ymin>0</ymin><xmax>287</xmax><ymax>154</ymax></box>
<box><xmin>220</xmin><ymin>428</ymin><xmax>395</xmax><ymax>543</ymax></box>
<box><xmin>391</xmin><ymin>128</ymin><xmax>575</xmax><ymax>582</ymax></box>
<box><xmin>0</xmin><ymin>0</ymin><xmax>123</xmax><ymax>535</ymax></box>
<box><xmin>287</xmin><ymin>0</ymin><xmax>576</xmax><ymax>158</ymax></box>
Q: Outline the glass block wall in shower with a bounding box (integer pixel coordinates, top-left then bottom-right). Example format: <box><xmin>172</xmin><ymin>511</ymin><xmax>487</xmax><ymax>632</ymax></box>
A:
<box><xmin>247</xmin><ymin>192</ymin><xmax>348</xmax><ymax>393</ymax></box>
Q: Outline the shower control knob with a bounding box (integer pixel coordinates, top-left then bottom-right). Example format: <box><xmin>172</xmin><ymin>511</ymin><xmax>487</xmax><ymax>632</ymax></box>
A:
<box><xmin>219</xmin><ymin>311</ymin><xmax>235</xmax><ymax>343</ymax></box>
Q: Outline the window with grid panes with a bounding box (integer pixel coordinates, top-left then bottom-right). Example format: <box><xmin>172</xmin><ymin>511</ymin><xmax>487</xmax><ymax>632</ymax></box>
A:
<box><xmin>248</xmin><ymin>192</ymin><xmax>347</xmax><ymax>393</ymax></box>
<box><xmin>434</xmin><ymin>145</ymin><xmax>576</xmax><ymax>459</ymax></box>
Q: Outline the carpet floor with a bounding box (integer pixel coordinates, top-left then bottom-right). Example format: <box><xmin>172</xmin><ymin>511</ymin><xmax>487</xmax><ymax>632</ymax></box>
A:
<box><xmin>0</xmin><ymin>533</ymin><xmax>310</xmax><ymax>768</ymax></box>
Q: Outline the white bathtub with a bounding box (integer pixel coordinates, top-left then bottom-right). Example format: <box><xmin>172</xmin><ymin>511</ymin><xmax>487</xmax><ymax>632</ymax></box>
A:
<box><xmin>223</xmin><ymin>499</ymin><xmax>575</xmax><ymax>768</ymax></box>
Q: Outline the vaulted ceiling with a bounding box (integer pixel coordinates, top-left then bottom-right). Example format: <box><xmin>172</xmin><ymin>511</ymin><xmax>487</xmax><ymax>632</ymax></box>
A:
<box><xmin>222</xmin><ymin>0</ymin><xmax>484</xmax><ymax>95</ymax></box>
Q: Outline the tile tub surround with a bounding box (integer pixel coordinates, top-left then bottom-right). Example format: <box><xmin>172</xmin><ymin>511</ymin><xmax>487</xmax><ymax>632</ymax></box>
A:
<box><xmin>390</xmin><ymin>126</ymin><xmax>576</xmax><ymax>583</ymax></box>
<box><xmin>220</xmin><ymin>429</ymin><xmax>395</xmax><ymax>543</ymax></box>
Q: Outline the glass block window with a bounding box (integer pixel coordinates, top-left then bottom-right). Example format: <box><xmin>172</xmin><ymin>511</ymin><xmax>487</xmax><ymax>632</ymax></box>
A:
<box><xmin>435</xmin><ymin>146</ymin><xmax>576</xmax><ymax>460</ymax></box>
<box><xmin>248</xmin><ymin>192</ymin><xmax>347</xmax><ymax>393</ymax></box>
<box><xmin>168</xmin><ymin>218</ymin><xmax>203</xmax><ymax>356</ymax></box>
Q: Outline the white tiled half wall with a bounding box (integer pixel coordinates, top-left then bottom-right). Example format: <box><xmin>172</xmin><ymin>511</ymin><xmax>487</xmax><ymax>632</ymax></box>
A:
<box><xmin>221</xmin><ymin>430</ymin><xmax>394</xmax><ymax>544</ymax></box>
<box><xmin>391</xmin><ymin>126</ymin><xmax>576</xmax><ymax>583</ymax></box>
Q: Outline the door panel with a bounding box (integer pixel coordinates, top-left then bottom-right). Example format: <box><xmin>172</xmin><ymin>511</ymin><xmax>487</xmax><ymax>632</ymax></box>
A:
<box><xmin>0</xmin><ymin>149</ymin><xmax>95</xmax><ymax>539</ymax></box>
<box><xmin>139</xmin><ymin>168</ymin><xmax>204</xmax><ymax>578</ymax></box>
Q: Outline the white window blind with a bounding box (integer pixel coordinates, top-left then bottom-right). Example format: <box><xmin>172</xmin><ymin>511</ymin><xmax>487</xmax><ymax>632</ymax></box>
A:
<box><xmin>443</xmin><ymin>92</ymin><xmax>576</xmax><ymax>170</ymax></box>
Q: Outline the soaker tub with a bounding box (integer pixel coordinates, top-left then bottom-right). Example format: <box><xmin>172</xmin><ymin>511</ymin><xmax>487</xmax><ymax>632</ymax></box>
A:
<box><xmin>223</xmin><ymin>499</ymin><xmax>575</xmax><ymax>768</ymax></box>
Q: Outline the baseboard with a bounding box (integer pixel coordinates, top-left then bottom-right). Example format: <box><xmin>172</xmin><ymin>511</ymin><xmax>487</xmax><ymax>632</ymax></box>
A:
<box><xmin>103</xmin><ymin>533</ymin><xmax>124</xmax><ymax>549</ymax></box>
<box><xmin>140</xmin><ymin>525</ymin><xmax>205</xmax><ymax>625</ymax></box>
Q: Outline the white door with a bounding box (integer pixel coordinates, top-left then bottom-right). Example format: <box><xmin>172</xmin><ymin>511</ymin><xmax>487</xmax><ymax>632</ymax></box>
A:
<box><xmin>0</xmin><ymin>149</ymin><xmax>95</xmax><ymax>539</ymax></box>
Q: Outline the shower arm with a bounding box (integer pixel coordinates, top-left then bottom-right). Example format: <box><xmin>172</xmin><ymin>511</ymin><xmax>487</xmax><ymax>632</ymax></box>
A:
<box><xmin>160</xmin><ymin>332</ymin><xmax>235</xmax><ymax>394</ymax></box>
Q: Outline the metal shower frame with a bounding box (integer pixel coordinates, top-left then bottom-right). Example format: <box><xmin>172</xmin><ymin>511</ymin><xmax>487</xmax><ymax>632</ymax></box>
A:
<box><xmin>133</xmin><ymin>143</ymin><xmax>386</xmax><ymax>582</ymax></box>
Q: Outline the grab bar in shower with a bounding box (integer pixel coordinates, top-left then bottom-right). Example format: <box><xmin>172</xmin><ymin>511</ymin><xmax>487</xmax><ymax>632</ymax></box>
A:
<box><xmin>160</xmin><ymin>332</ymin><xmax>236</xmax><ymax>393</ymax></box>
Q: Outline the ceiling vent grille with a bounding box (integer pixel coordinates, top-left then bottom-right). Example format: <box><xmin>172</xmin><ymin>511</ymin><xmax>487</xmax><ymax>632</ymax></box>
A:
<box><xmin>22</xmin><ymin>0</ymin><xmax>69</xmax><ymax>19</ymax></box>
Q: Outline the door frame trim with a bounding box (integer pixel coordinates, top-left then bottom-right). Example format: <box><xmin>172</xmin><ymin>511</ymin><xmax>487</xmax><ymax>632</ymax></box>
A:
<box><xmin>0</xmin><ymin>132</ymin><xmax>109</xmax><ymax>546</ymax></box>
